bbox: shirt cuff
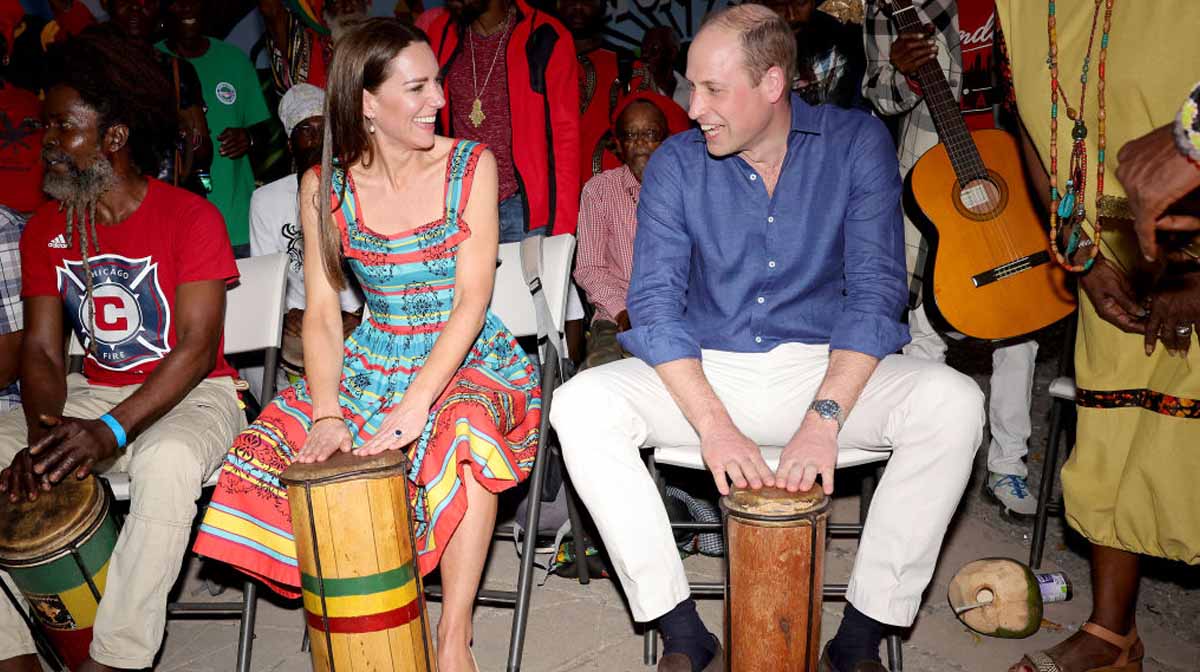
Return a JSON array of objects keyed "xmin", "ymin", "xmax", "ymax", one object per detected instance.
[
  {"xmin": 828, "ymin": 310, "xmax": 910, "ymax": 360},
  {"xmin": 618, "ymin": 322, "xmax": 702, "ymax": 367}
]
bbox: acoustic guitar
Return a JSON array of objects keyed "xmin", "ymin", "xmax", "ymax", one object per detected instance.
[{"xmin": 885, "ymin": 0, "xmax": 1075, "ymax": 341}]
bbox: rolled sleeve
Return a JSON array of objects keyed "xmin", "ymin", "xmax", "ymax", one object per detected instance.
[
  {"xmin": 618, "ymin": 149, "xmax": 701, "ymax": 366},
  {"xmin": 829, "ymin": 118, "xmax": 910, "ymax": 358}
]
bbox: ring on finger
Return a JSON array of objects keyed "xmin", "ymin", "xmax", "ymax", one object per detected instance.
[{"xmin": 1176, "ymin": 325, "xmax": 1193, "ymax": 336}]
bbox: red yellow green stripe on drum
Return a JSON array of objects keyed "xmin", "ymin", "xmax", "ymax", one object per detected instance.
[
  {"xmin": 301, "ymin": 564, "xmax": 421, "ymax": 633},
  {"xmin": 3, "ymin": 514, "xmax": 117, "ymax": 667}
]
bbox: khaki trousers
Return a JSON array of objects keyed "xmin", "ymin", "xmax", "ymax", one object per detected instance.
[
  {"xmin": 550, "ymin": 343, "xmax": 984, "ymax": 626},
  {"xmin": 0, "ymin": 375, "xmax": 243, "ymax": 668}
]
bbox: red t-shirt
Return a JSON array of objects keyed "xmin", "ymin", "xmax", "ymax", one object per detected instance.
[
  {"xmin": 959, "ymin": 0, "xmax": 997, "ymax": 131},
  {"xmin": 20, "ymin": 179, "xmax": 239, "ymax": 386},
  {"xmin": 446, "ymin": 21, "xmax": 519, "ymax": 202},
  {"xmin": 0, "ymin": 83, "xmax": 46, "ymax": 214}
]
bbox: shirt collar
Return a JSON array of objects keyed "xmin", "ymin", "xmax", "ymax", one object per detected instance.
[
  {"xmin": 690, "ymin": 92, "xmax": 821, "ymax": 144},
  {"xmin": 618, "ymin": 164, "xmax": 641, "ymax": 192}
]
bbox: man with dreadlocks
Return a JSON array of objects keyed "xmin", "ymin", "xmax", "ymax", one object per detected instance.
[{"xmin": 0, "ymin": 31, "xmax": 244, "ymax": 672}]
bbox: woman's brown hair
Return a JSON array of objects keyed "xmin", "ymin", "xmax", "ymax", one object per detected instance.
[{"xmin": 316, "ymin": 18, "xmax": 430, "ymax": 290}]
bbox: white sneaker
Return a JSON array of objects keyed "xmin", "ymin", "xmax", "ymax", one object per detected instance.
[{"xmin": 985, "ymin": 472, "xmax": 1037, "ymax": 519}]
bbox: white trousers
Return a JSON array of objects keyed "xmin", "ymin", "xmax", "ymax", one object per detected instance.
[
  {"xmin": 550, "ymin": 343, "xmax": 984, "ymax": 627},
  {"xmin": 0, "ymin": 375, "xmax": 244, "ymax": 668},
  {"xmin": 905, "ymin": 306, "xmax": 1039, "ymax": 477}
]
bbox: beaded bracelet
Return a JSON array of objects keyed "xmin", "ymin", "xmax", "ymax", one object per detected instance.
[{"xmin": 1175, "ymin": 80, "xmax": 1200, "ymax": 169}]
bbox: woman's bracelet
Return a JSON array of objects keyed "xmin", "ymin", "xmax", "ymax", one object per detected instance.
[{"xmin": 311, "ymin": 415, "xmax": 344, "ymax": 428}]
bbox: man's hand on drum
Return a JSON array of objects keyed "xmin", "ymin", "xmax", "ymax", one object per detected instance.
[
  {"xmin": 0, "ymin": 415, "xmax": 118, "ymax": 500},
  {"xmin": 355, "ymin": 402, "xmax": 428, "ymax": 457},
  {"xmin": 776, "ymin": 415, "xmax": 838, "ymax": 496},
  {"xmin": 700, "ymin": 422, "xmax": 775, "ymax": 496},
  {"xmin": 296, "ymin": 418, "xmax": 352, "ymax": 464}
]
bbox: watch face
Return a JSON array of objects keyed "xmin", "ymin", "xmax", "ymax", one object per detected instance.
[{"xmin": 812, "ymin": 399, "xmax": 841, "ymax": 418}]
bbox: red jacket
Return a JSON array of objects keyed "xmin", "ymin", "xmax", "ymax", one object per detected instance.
[{"xmin": 420, "ymin": 0, "xmax": 581, "ymax": 235}]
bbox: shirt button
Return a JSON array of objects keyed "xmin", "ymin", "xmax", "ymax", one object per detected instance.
[
  {"xmin": 754, "ymin": 336, "xmax": 763, "ymax": 344},
  {"xmin": 757, "ymin": 297, "xmax": 765, "ymax": 304},
  {"xmin": 768, "ymin": 260, "xmax": 777, "ymax": 268},
  {"xmin": 767, "ymin": 216, "xmax": 775, "ymax": 223},
  {"xmin": 749, "ymin": 174, "xmax": 757, "ymax": 181}
]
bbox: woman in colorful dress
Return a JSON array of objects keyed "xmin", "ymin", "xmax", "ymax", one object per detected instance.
[
  {"xmin": 192, "ymin": 18, "xmax": 540, "ymax": 672},
  {"xmin": 996, "ymin": 2, "xmax": 1200, "ymax": 671}
]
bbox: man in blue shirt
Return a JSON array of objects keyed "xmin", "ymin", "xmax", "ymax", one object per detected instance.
[{"xmin": 550, "ymin": 6, "xmax": 985, "ymax": 672}]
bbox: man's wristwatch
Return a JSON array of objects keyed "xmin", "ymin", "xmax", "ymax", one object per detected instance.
[{"xmin": 808, "ymin": 399, "xmax": 844, "ymax": 430}]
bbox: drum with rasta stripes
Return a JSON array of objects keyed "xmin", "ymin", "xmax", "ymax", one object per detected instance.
[
  {"xmin": 281, "ymin": 450, "xmax": 435, "ymax": 672},
  {"xmin": 0, "ymin": 474, "xmax": 118, "ymax": 669}
]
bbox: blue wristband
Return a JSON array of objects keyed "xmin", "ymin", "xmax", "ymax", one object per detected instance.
[{"xmin": 98, "ymin": 413, "xmax": 128, "ymax": 449}]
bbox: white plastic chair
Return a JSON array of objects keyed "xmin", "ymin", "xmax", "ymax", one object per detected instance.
[
  {"xmin": 359, "ymin": 235, "xmax": 575, "ymax": 672},
  {"xmin": 68, "ymin": 252, "xmax": 288, "ymax": 672}
]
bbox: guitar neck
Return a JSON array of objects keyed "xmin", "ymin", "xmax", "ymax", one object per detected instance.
[{"xmin": 887, "ymin": 0, "xmax": 989, "ymax": 184}]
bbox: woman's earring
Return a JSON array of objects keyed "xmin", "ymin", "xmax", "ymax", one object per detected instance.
[{"xmin": 367, "ymin": 117, "xmax": 376, "ymax": 134}]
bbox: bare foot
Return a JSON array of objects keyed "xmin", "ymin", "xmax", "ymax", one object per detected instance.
[
  {"xmin": 0, "ymin": 654, "xmax": 42, "ymax": 672},
  {"xmin": 1008, "ymin": 627, "xmax": 1144, "ymax": 672},
  {"xmin": 436, "ymin": 632, "xmax": 478, "ymax": 672}
]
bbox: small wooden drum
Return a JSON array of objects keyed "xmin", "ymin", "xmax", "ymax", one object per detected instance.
[
  {"xmin": 721, "ymin": 486, "xmax": 829, "ymax": 672},
  {"xmin": 0, "ymin": 474, "xmax": 119, "ymax": 669},
  {"xmin": 281, "ymin": 450, "xmax": 435, "ymax": 672}
]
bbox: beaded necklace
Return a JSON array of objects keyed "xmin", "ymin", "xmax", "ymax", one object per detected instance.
[{"xmin": 1047, "ymin": 0, "xmax": 1115, "ymax": 272}]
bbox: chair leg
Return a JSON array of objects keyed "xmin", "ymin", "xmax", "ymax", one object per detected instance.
[
  {"xmin": 886, "ymin": 632, "xmax": 903, "ymax": 671},
  {"xmin": 561, "ymin": 450, "xmax": 592, "ymax": 586},
  {"xmin": 644, "ymin": 627, "xmax": 658, "ymax": 666},
  {"xmin": 235, "ymin": 581, "xmax": 257, "ymax": 672},
  {"xmin": 1030, "ymin": 399, "xmax": 1066, "ymax": 569},
  {"xmin": 507, "ymin": 363, "xmax": 558, "ymax": 672}
]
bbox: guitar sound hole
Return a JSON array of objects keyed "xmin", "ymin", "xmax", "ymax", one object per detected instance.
[{"xmin": 958, "ymin": 177, "xmax": 1003, "ymax": 215}]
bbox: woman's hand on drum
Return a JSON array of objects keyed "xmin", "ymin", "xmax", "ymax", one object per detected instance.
[
  {"xmin": 700, "ymin": 422, "xmax": 775, "ymax": 496},
  {"xmin": 296, "ymin": 417, "xmax": 352, "ymax": 463},
  {"xmin": 1142, "ymin": 271, "xmax": 1200, "ymax": 357},
  {"xmin": 354, "ymin": 403, "xmax": 428, "ymax": 457},
  {"xmin": 776, "ymin": 415, "xmax": 838, "ymax": 496}
]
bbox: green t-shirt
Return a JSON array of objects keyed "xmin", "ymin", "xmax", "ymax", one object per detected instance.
[{"xmin": 157, "ymin": 38, "xmax": 270, "ymax": 247}]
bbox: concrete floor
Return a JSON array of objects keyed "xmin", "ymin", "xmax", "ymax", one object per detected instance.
[{"xmin": 38, "ymin": 325, "xmax": 1200, "ymax": 671}]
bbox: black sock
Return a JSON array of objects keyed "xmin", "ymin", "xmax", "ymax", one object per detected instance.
[
  {"xmin": 658, "ymin": 599, "xmax": 717, "ymax": 671},
  {"xmin": 828, "ymin": 603, "xmax": 885, "ymax": 671}
]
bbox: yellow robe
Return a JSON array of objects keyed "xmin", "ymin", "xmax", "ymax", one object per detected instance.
[{"xmin": 997, "ymin": 0, "xmax": 1200, "ymax": 563}]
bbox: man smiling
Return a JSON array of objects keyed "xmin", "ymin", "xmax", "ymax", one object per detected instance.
[{"xmin": 551, "ymin": 6, "xmax": 984, "ymax": 671}]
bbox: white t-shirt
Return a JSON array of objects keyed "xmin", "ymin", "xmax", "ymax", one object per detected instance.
[{"xmin": 249, "ymin": 175, "xmax": 362, "ymax": 313}]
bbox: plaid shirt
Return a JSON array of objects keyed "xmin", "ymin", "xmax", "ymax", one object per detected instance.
[
  {"xmin": 863, "ymin": 0, "xmax": 963, "ymax": 176},
  {"xmin": 863, "ymin": 0, "xmax": 962, "ymax": 303},
  {"xmin": 0, "ymin": 206, "xmax": 24, "ymax": 412},
  {"xmin": 574, "ymin": 165, "xmax": 640, "ymax": 324}
]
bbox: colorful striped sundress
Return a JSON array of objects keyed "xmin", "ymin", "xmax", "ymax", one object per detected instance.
[{"xmin": 193, "ymin": 140, "xmax": 542, "ymax": 596}]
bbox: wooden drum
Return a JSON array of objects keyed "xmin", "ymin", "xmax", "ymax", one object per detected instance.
[
  {"xmin": 721, "ymin": 486, "xmax": 829, "ymax": 672},
  {"xmin": 0, "ymin": 474, "xmax": 119, "ymax": 669},
  {"xmin": 280, "ymin": 450, "xmax": 436, "ymax": 672}
]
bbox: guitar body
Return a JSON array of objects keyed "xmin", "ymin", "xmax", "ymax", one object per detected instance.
[{"xmin": 905, "ymin": 129, "xmax": 1076, "ymax": 341}]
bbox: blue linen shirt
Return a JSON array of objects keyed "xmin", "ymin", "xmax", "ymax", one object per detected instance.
[{"xmin": 618, "ymin": 94, "xmax": 910, "ymax": 366}]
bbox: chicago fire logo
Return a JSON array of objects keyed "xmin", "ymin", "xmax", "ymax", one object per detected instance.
[{"xmin": 56, "ymin": 255, "xmax": 172, "ymax": 371}]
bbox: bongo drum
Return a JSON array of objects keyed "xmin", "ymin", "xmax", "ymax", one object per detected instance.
[
  {"xmin": 0, "ymin": 474, "xmax": 119, "ymax": 669},
  {"xmin": 721, "ymin": 485, "xmax": 829, "ymax": 672},
  {"xmin": 281, "ymin": 450, "xmax": 436, "ymax": 672}
]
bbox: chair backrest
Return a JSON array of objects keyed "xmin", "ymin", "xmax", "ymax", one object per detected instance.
[
  {"xmin": 490, "ymin": 234, "xmax": 575, "ymax": 339},
  {"xmin": 67, "ymin": 253, "xmax": 290, "ymax": 357}
]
